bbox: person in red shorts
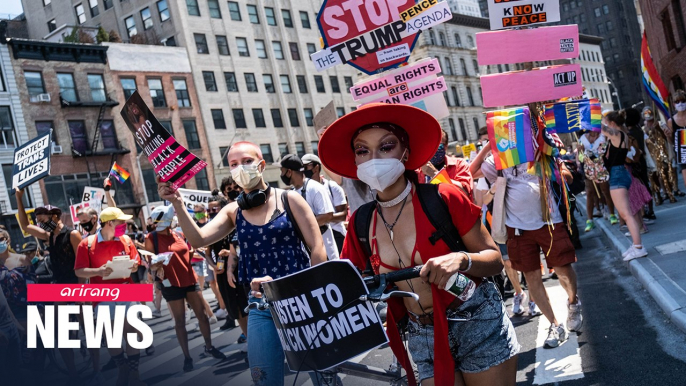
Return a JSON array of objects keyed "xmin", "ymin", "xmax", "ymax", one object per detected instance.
[{"xmin": 74, "ymin": 207, "xmax": 145, "ymax": 386}]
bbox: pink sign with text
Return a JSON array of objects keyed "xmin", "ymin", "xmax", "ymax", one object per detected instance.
[
  {"xmin": 350, "ymin": 58, "xmax": 442, "ymax": 101},
  {"xmin": 476, "ymin": 25, "xmax": 579, "ymax": 65}
]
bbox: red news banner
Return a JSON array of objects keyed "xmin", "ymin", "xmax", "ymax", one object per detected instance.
[
  {"xmin": 120, "ymin": 91, "xmax": 207, "ymax": 190},
  {"xmin": 27, "ymin": 284, "xmax": 154, "ymax": 302}
]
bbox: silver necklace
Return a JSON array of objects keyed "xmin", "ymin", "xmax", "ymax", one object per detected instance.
[{"xmin": 376, "ymin": 181, "xmax": 412, "ymax": 208}]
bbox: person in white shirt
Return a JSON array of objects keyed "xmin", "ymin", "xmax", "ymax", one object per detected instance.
[
  {"xmin": 278, "ymin": 154, "xmax": 340, "ymax": 260},
  {"xmin": 301, "ymin": 154, "xmax": 348, "ymax": 252}
]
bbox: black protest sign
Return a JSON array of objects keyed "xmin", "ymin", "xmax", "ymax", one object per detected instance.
[
  {"xmin": 262, "ymin": 260, "xmax": 388, "ymax": 371},
  {"xmin": 12, "ymin": 130, "xmax": 52, "ymax": 189},
  {"xmin": 120, "ymin": 91, "xmax": 207, "ymax": 190}
]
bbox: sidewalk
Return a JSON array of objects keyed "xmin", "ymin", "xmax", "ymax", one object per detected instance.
[{"xmin": 577, "ymin": 189, "xmax": 686, "ymax": 335}]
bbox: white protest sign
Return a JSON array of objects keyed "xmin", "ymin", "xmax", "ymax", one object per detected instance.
[
  {"xmin": 70, "ymin": 202, "xmax": 90, "ymax": 225},
  {"xmin": 82, "ymin": 186, "xmax": 114, "ymax": 212},
  {"xmin": 486, "ymin": 0, "xmax": 560, "ymax": 30},
  {"xmin": 12, "ymin": 131, "xmax": 52, "ymax": 189},
  {"xmin": 178, "ymin": 188, "xmax": 213, "ymax": 212}
]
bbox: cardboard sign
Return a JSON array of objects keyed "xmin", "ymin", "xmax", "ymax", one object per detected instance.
[
  {"xmin": 676, "ymin": 129, "xmax": 686, "ymax": 164},
  {"xmin": 476, "ymin": 25, "xmax": 579, "ymax": 65},
  {"xmin": 314, "ymin": 0, "xmax": 451, "ymax": 74},
  {"xmin": 120, "ymin": 91, "xmax": 207, "ymax": 190},
  {"xmin": 15, "ymin": 209, "xmax": 35, "ymax": 237},
  {"xmin": 12, "ymin": 130, "xmax": 52, "ymax": 189},
  {"xmin": 486, "ymin": 0, "xmax": 560, "ymax": 30},
  {"xmin": 178, "ymin": 188, "xmax": 213, "ymax": 211},
  {"xmin": 262, "ymin": 260, "xmax": 387, "ymax": 371},
  {"xmin": 351, "ymin": 58, "xmax": 441, "ymax": 101},
  {"xmin": 462, "ymin": 143, "xmax": 477, "ymax": 159},
  {"xmin": 544, "ymin": 99, "xmax": 602, "ymax": 134},
  {"xmin": 313, "ymin": 101, "xmax": 337, "ymax": 130},
  {"xmin": 400, "ymin": 0, "xmax": 439, "ymax": 21},
  {"xmin": 480, "ymin": 64, "xmax": 582, "ymax": 107},
  {"xmin": 69, "ymin": 202, "xmax": 91, "ymax": 225},
  {"xmin": 487, "ymin": 107, "xmax": 535, "ymax": 170}
]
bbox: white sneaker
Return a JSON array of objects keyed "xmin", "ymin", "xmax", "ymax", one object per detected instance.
[
  {"xmin": 151, "ymin": 309, "xmax": 162, "ymax": 318},
  {"xmin": 567, "ymin": 298, "xmax": 583, "ymax": 332},
  {"xmin": 512, "ymin": 292, "xmax": 527, "ymax": 316},
  {"xmin": 209, "ymin": 315, "xmax": 218, "ymax": 324},
  {"xmin": 528, "ymin": 301, "xmax": 542, "ymax": 317},
  {"xmin": 215, "ymin": 309, "xmax": 229, "ymax": 319},
  {"xmin": 185, "ymin": 311, "xmax": 191, "ymax": 325},
  {"xmin": 623, "ymin": 246, "xmax": 648, "ymax": 261},
  {"xmin": 544, "ymin": 323, "xmax": 568, "ymax": 348}
]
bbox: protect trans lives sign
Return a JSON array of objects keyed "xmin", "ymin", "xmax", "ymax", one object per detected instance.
[
  {"xmin": 12, "ymin": 130, "xmax": 52, "ymax": 189},
  {"xmin": 486, "ymin": 0, "xmax": 560, "ymax": 30}
]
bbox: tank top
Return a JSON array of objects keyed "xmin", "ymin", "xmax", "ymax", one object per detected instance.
[
  {"xmin": 48, "ymin": 226, "xmax": 78, "ymax": 284},
  {"xmin": 604, "ymin": 131, "xmax": 629, "ymax": 169},
  {"xmin": 235, "ymin": 208, "xmax": 310, "ymax": 284}
]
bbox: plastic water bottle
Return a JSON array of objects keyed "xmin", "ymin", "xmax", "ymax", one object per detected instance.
[{"xmin": 445, "ymin": 272, "xmax": 476, "ymax": 301}]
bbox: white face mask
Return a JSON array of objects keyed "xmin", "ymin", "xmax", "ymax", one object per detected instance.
[
  {"xmin": 356, "ymin": 157, "xmax": 406, "ymax": 192},
  {"xmin": 231, "ymin": 162, "xmax": 263, "ymax": 189},
  {"xmin": 676, "ymin": 102, "xmax": 686, "ymax": 112}
]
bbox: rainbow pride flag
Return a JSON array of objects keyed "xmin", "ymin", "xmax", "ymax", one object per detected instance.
[
  {"xmin": 544, "ymin": 99, "xmax": 602, "ymax": 133},
  {"xmin": 641, "ymin": 32, "xmax": 670, "ymax": 119},
  {"xmin": 430, "ymin": 169, "xmax": 451, "ymax": 185},
  {"xmin": 487, "ymin": 107, "xmax": 535, "ymax": 170},
  {"xmin": 110, "ymin": 162, "xmax": 130, "ymax": 184}
]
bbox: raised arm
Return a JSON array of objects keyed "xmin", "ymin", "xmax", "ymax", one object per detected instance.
[
  {"xmin": 469, "ymin": 142, "xmax": 491, "ymax": 179},
  {"xmin": 15, "ymin": 188, "xmax": 50, "ymax": 241},
  {"xmin": 104, "ymin": 177, "xmax": 117, "ymax": 207}
]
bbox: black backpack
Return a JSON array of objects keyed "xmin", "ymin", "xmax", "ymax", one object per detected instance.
[
  {"xmin": 354, "ymin": 184, "xmax": 467, "ymax": 274},
  {"xmin": 34, "ymin": 255, "xmax": 55, "ymax": 284}
]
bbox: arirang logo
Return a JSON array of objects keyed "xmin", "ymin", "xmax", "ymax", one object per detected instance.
[{"xmin": 553, "ymin": 71, "xmax": 577, "ymax": 87}]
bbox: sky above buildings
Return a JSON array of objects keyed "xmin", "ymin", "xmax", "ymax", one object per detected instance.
[{"xmin": 2, "ymin": 0, "xmax": 23, "ymax": 17}]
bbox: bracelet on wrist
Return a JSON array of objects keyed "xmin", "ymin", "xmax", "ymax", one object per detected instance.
[{"xmin": 459, "ymin": 252, "xmax": 472, "ymax": 273}]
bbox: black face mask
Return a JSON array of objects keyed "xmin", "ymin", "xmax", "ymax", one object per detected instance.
[
  {"xmin": 227, "ymin": 190, "xmax": 240, "ymax": 201},
  {"xmin": 280, "ymin": 172, "xmax": 292, "ymax": 186},
  {"xmin": 39, "ymin": 220, "xmax": 57, "ymax": 233},
  {"xmin": 303, "ymin": 169, "xmax": 315, "ymax": 179},
  {"xmin": 208, "ymin": 212, "xmax": 218, "ymax": 219},
  {"xmin": 80, "ymin": 220, "xmax": 95, "ymax": 233}
]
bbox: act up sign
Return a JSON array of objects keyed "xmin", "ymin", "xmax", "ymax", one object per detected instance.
[
  {"xmin": 12, "ymin": 130, "xmax": 52, "ymax": 189},
  {"xmin": 486, "ymin": 0, "xmax": 560, "ymax": 30}
]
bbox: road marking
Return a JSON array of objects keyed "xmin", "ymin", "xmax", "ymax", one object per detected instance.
[
  {"xmin": 533, "ymin": 284, "xmax": 584, "ymax": 385},
  {"xmin": 655, "ymin": 239, "xmax": 686, "ymax": 255}
]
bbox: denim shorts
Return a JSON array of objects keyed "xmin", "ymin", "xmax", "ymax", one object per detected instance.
[
  {"xmin": 407, "ymin": 282, "xmax": 520, "ymax": 381},
  {"xmin": 609, "ymin": 165, "xmax": 632, "ymax": 190}
]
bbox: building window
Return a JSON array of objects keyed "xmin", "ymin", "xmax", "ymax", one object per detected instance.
[
  {"xmin": 263, "ymin": 74, "xmax": 275, "ymax": 93},
  {"xmin": 282, "ymin": 9, "xmax": 293, "ymax": 27},
  {"xmin": 444, "ymin": 58, "xmax": 453, "ymax": 75},
  {"xmin": 459, "ymin": 118, "xmax": 467, "ymax": 140},
  {"xmin": 289, "ymin": 42, "xmax": 301, "ymax": 60},
  {"xmin": 278, "ymin": 143, "xmax": 289, "ymax": 156},
  {"xmin": 245, "ymin": 73, "xmax": 258, "ymax": 92},
  {"xmin": 43, "ymin": 172, "xmax": 133, "ymax": 211},
  {"xmin": 0, "ymin": 107, "xmax": 16, "ymax": 148},
  {"xmin": 211, "ymin": 109, "xmax": 226, "ymax": 129},
  {"xmin": 148, "ymin": 78, "xmax": 166, "ymax": 107},
  {"xmin": 194, "ymin": 33, "xmax": 209, "ymax": 54},
  {"xmin": 304, "ymin": 108, "xmax": 314, "ymax": 126},
  {"xmin": 314, "ymin": 75, "xmax": 325, "ymax": 93},
  {"xmin": 228, "ymin": 1, "xmax": 241, "ymax": 20},
  {"xmin": 295, "ymin": 142, "xmax": 305, "ymax": 157},
  {"xmin": 672, "ymin": 0, "xmax": 686, "ymax": 47},
  {"xmin": 25, "ymin": 71, "xmax": 45, "ymax": 96},
  {"xmin": 208, "ymin": 0, "xmax": 221, "ymax": 18},
  {"xmin": 187, "ymin": 0, "xmax": 200, "ymax": 16},
  {"xmin": 260, "ymin": 144, "xmax": 273, "ymax": 162},
  {"xmin": 429, "ymin": 30, "xmax": 436, "ymax": 45},
  {"xmin": 159, "ymin": 121, "xmax": 173, "ymax": 134},
  {"xmin": 225, "ymin": 72, "xmax": 238, "ymax": 92},
  {"xmin": 183, "ymin": 120, "xmax": 201, "ymax": 148},
  {"xmin": 662, "ymin": 10, "xmax": 678, "ymax": 51},
  {"xmin": 606, "ymin": 20, "xmax": 613, "ymax": 31},
  {"xmin": 329, "ymin": 76, "xmax": 341, "ymax": 93},
  {"xmin": 472, "ymin": 118, "xmax": 479, "ymax": 135},
  {"xmin": 88, "ymin": 0, "xmax": 99, "ymax": 17},
  {"xmin": 602, "ymin": 5, "xmax": 609, "ymax": 14},
  {"xmin": 195, "ymin": 169, "xmax": 210, "ymax": 191},
  {"xmin": 247, "ymin": 5, "xmax": 259, "ymax": 23},
  {"xmin": 311, "ymin": 141, "xmax": 318, "ymax": 155},
  {"xmin": 219, "ymin": 146, "xmax": 230, "ymax": 166},
  {"xmin": 232, "ymin": 109, "xmax": 247, "ymax": 128},
  {"xmin": 288, "ymin": 109, "xmax": 300, "ymax": 126},
  {"xmin": 280, "ymin": 75, "xmax": 292, "ymax": 93},
  {"xmin": 336, "ymin": 107, "xmax": 345, "ymax": 117},
  {"xmin": 124, "ymin": 16, "xmax": 137, "ymax": 37},
  {"xmin": 300, "ymin": 11, "xmax": 310, "ymax": 28},
  {"xmin": 265, "ymin": 7, "xmax": 276, "ymax": 25},
  {"xmin": 307, "ymin": 43, "xmax": 316, "ymax": 57},
  {"xmin": 466, "ymin": 86, "xmax": 475, "ymax": 106},
  {"xmin": 451, "ymin": 86, "xmax": 460, "ymax": 106},
  {"xmin": 236, "ymin": 37, "xmax": 249, "ymax": 56},
  {"xmin": 467, "ymin": 35, "xmax": 474, "ymax": 48},
  {"xmin": 141, "ymin": 7, "xmax": 153, "ymax": 29},
  {"xmin": 47, "ymin": 19, "xmax": 57, "ymax": 32},
  {"xmin": 255, "ymin": 40, "xmax": 267, "ymax": 58},
  {"xmin": 253, "ymin": 109, "xmax": 266, "ymax": 127},
  {"xmin": 439, "ymin": 32, "xmax": 446, "ymax": 46},
  {"xmin": 100, "ymin": 120, "xmax": 118, "ymax": 150},
  {"xmin": 75, "ymin": 3, "xmax": 86, "ymax": 24},
  {"xmin": 68, "ymin": 120, "xmax": 89, "ymax": 154},
  {"xmin": 472, "ymin": 59, "xmax": 479, "ymax": 74},
  {"xmin": 216, "ymin": 35, "xmax": 230, "ymax": 55},
  {"xmin": 57, "ymin": 73, "xmax": 78, "ymax": 102},
  {"xmin": 297, "ymin": 75, "xmax": 308, "ymax": 93},
  {"xmin": 157, "ymin": 0, "xmax": 170, "ymax": 21},
  {"xmin": 449, "ymin": 119, "xmax": 457, "ymax": 141},
  {"xmin": 165, "ymin": 37, "xmax": 176, "ymax": 46},
  {"xmin": 88, "ymin": 74, "xmax": 106, "ymax": 102},
  {"xmin": 35, "ymin": 121, "xmax": 54, "ymax": 143},
  {"xmin": 344, "ymin": 76, "xmax": 353, "ymax": 93},
  {"xmin": 273, "ymin": 41, "xmax": 284, "ymax": 59},
  {"xmin": 203, "ymin": 71, "xmax": 217, "ymax": 91},
  {"xmin": 460, "ymin": 59, "xmax": 469, "ymax": 76},
  {"xmin": 172, "ymin": 79, "xmax": 190, "ymax": 107},
  {"xmin": 271, "ymin": 109, "xmax": 283, "ymax": 127}
]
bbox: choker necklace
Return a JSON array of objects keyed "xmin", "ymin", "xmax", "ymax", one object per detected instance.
[{"xmin": 376, "ymin": 181, "xmax": 412, "ymax": 208}]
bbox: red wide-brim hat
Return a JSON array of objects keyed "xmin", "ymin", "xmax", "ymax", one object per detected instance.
[{"xmin": 319, "ymin": 103, "xmax": 442, "ymax": 180}]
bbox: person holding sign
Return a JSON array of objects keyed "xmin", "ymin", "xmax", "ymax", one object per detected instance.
[
  {"xmin": 319, "ymin": 103, "xmax": 518, "ymax": 386},
  {"xmin": 157, "ymin": 141, "xmax": 327, "ymax": 386}
]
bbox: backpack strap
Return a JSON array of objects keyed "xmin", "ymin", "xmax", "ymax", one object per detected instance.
[
  {"xmin": 416, "ymin": 184, "xmax": 466, "ymax": 252},
  {"xmin": 354, "ymin": 201, "xmax": 377, "ymax": 274},
  {"xmin": 151, "ymin": 231, "xmax": 159, "ymax": 255},
  {"xmin": 119, "ymin": 235, "xmax": 132, "ymax": 255},
  {"xmin": 281, "ymin": 191, "xmax": 312, "ymax": 257}
]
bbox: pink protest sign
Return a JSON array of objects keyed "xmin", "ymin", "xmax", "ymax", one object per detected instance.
[
  {"xmin": 476, "ymin": 25, "xmax": 579, "ymax": 65},
  {"xmin": 480, "ymin": 64, "xmax": 582, "ymax": 107},
  {"xmin": 364, "ymin": 76, "xmax": 446, "ymax": 106},
  {"xmin": 350, "ymin": 58, "xmax": 441, "ymax": 101}
]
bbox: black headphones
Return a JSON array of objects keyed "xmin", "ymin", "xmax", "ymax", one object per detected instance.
[{"xmin": 236, "ymin": 186, "xmax": 271, "ymax": 210}]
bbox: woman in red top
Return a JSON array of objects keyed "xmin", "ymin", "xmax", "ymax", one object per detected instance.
[
  {"xmin": 145, "ymin": 205, "xmax": 225, "ymax": 372},
  {"xmin": 319, "ymin": 103, "xmax": 519, "ymax": 386}
]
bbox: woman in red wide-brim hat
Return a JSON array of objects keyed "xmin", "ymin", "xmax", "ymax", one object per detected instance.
[{"xmin": 319, "ymin": 103, "xmax": 519, "ymax": 386}]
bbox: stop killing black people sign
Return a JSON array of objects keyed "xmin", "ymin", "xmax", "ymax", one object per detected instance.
[
  {"xmin": 120, "ymin": 91, "xmax": 207, "ymax": 190},
  {"xmin": 261, "ymin": 260, "xmax": 388, "ymax": 371},
  {"xmin": 12, "ymin": 130, "xmax": 52, "ymax": 189}
]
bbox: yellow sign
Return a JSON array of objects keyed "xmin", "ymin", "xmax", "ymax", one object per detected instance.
[
  {"xmin": 15, "ymin": 208, "xmax": 35, "ymax": 237},
  {"xmin": 400, "ymin": 0, "xmax": 439, "ymax": 22},
  {"xmin": 462, "ymin": 144, "xmax": 477, "ymax": 159}
]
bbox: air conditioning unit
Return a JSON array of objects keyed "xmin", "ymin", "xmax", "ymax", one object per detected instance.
[
  {"xmin": 38, "ymin": 93, "xmax": 51, "ymax": 102},
  {"xmin": 52, "ymin": 144, "xmax": 63, "ymax": 154}
]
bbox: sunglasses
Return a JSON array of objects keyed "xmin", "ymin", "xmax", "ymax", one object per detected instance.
[{"xmin": 208, "ymin": 207, "xmax": 221, "ymax": 213}]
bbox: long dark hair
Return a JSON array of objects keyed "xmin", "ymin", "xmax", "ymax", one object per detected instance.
[{"xmin": 209, "ymin": 189, "xmax": 228, "ymax": 208}]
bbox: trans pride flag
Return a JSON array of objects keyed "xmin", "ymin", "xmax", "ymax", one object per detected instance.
[
  {"xmin": 110, "ymin": 162, "xmax": 130, "ymax": 184},
  {"xmin": 486, "ymin": 107, "xmax": 535, "ymax": 170},
  {"xmin": 544, "ymin": 99, "xmax": 602, "ymax": 133},
  {"xmin": 641, "ymin": 32, "xmax": 670, "ymax": 119}
]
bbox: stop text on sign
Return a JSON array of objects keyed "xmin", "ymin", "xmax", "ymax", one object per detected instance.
[{"xmin": 485, "ymin": 0, "xmax": 560, "ymax": 30}]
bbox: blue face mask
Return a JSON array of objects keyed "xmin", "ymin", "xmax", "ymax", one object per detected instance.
[
  {"xmin": 0, "ymin": 241, "xmax": 8, "ymax": 254},
  {"xmin": 430, "ymin": 144, "xmax": 446, "ymax": 167}
]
